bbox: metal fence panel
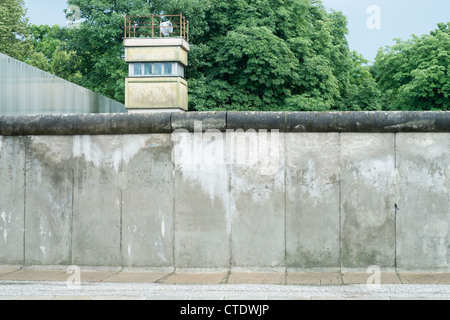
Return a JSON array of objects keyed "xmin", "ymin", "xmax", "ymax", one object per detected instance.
[{"xmin": 0, "ymin": 53, "xmax": 127, "ymax": 114}]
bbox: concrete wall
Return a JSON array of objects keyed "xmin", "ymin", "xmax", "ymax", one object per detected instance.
[{"xmin": 0, "ymin": 112, "xmax": 449, "ymax": 271}]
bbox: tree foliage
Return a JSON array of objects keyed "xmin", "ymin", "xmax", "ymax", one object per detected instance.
[
  {"xmin": 187, "ymin": 0, "xmax": 380, "ymax": 111},
  {"xmin": 26, "ymin": 24, "xmax": 82, "ymax": 83},
  {"xmin": 373, "ymin": 23, "xmax": 450, "ymax": 110},
  {"xmin": 0, "ymin": 0, "xmax": 32, "ymax": 61}
]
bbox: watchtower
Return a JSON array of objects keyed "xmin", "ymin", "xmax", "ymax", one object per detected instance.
[{"xmin": 124, "ymin": 14, "xmax": 189, "ymax": 113}]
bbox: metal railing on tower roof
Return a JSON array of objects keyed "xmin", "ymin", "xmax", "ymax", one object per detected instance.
[{"xmin": 124, "ymin": 14, "xmax": 189, "ymax": 42}]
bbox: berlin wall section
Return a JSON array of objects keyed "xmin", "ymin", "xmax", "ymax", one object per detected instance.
[{"xmin": 0, "ymin": 112, "xmax": 449, "ymax": 271}]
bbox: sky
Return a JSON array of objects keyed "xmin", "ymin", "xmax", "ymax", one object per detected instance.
[{"xmin": 23, "ymin": 0, "xmax": 450, "ymax": 63}]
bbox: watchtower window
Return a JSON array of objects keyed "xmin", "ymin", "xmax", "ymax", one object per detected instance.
[
  {"xmin": 164, "ymin": 63, "xmax": 173, "ymax": 75},
  {"xmin": 129, "ymin": 62, "xmax": 185, "ymax": 78},
  {"xmin": 134, "ymin": 63, "xmax": 143, "ymax": 75},
  {"xmin": 153, "ymin": 63, "xmax": 162, "ymax": 75},
  {"xmin": 144, "ymin": 63, "xmax": 152, "ymax": 75}
]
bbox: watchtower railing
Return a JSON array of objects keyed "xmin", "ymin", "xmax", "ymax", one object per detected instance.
[{"xmin": 124, "ymin": 14, "xmax": 189, "ymax": 42}]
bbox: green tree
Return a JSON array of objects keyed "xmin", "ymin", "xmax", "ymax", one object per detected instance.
[
  {"xmin": 51, "ymin": 47, "xmax": 82, "ymax": 84},
  {"xmin": 27, "ymin": 51, "xmax": 52, "ymax": 71},
  {"xmin": 26, "ymin": 24, "xmax": 82, "ymax": 84},
  {"xmin": 187, "ymin": 0, "xmax": 380, "ymax": 111},
  {"xmin": 337, "ymin": 51, "xmax": 381, "ymax": 111},
  {"xmin": 29, "ymin": 24, "xmax": 69, "ymax": 60},
  {"xmin": 0, "ymin": 0, "xmax": 32, "ymax": 61},
  {"xmin": 373, "ymin": 23, "xmax": 450, "ymax": 111}
]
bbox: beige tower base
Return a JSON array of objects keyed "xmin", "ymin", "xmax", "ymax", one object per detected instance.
[{"xmin": 125, "ymin": 77, "xmax": 188, "ymax": 111}]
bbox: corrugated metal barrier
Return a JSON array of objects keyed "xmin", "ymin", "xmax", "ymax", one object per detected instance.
[{"xmin": 0, "ymin": 52, "xmax": 127, "ymax": 114}]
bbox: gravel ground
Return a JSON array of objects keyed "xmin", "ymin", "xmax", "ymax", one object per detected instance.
[{"xmin": 1, "ymin": 281, "xmax": 450, "ymax": 300}]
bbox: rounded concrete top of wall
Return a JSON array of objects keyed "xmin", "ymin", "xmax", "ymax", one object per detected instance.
[{"xmin": 0, "ymin": 111, "xmax": 449, "ymax": 135}]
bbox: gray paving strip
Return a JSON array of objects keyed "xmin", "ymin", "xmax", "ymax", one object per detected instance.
[{"xmin": 0, "ymin": 281, "xmax": 449, "ymax": 300}]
